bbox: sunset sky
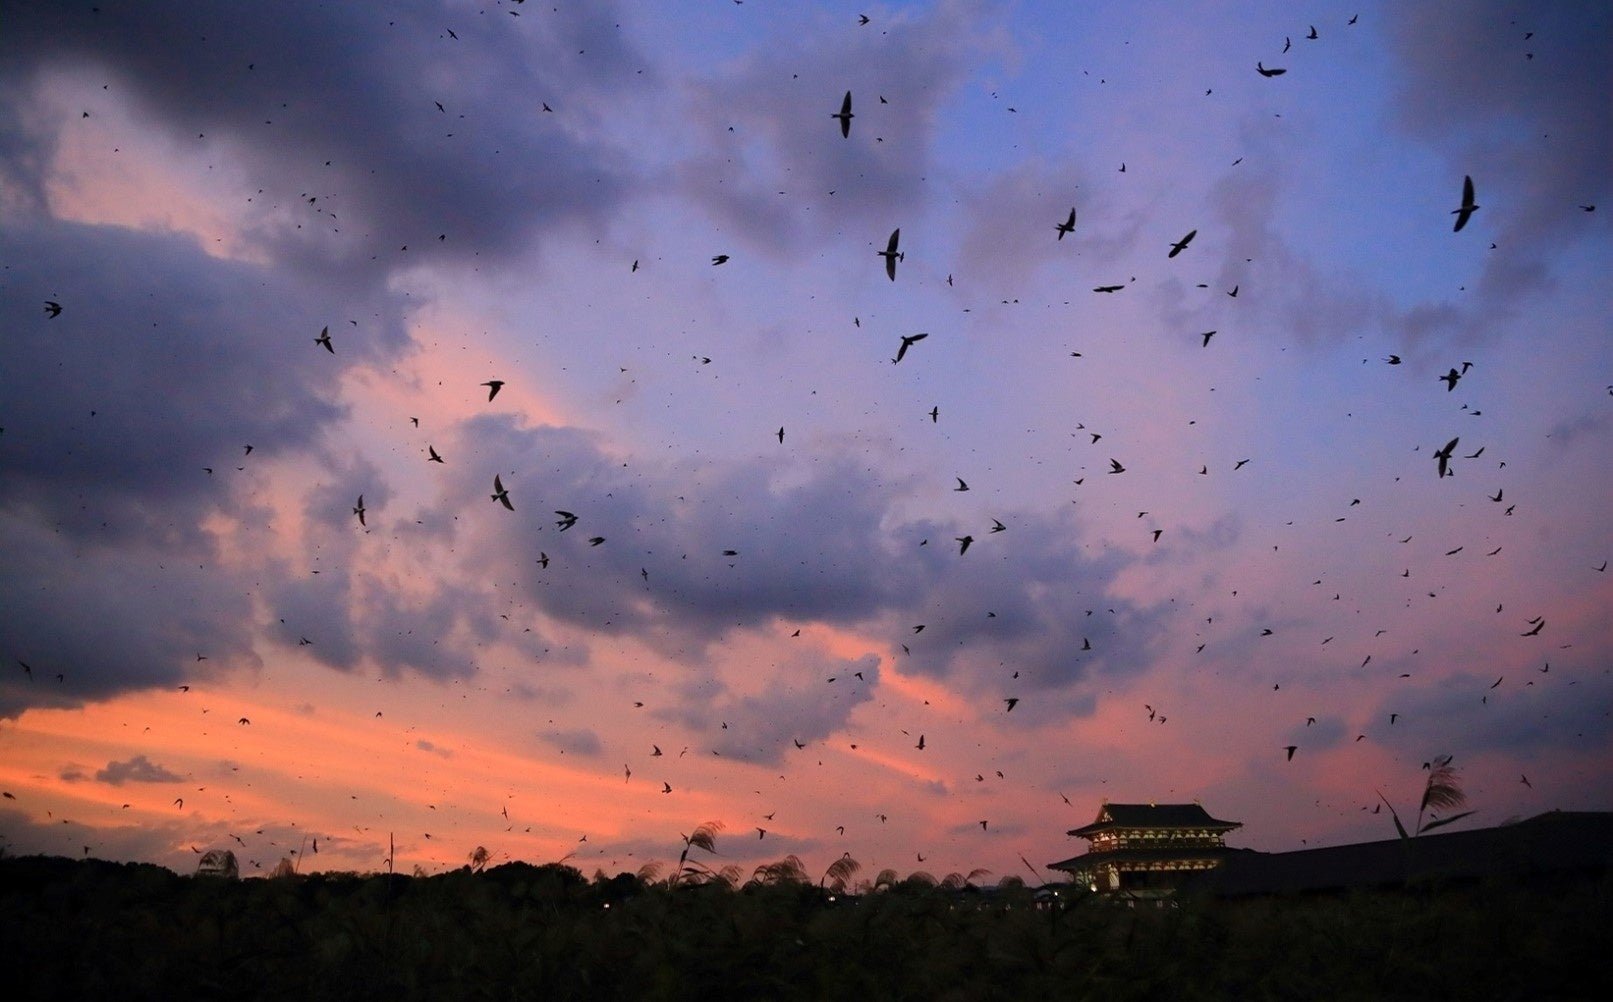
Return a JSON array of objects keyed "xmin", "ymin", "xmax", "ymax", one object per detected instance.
[{"xmin": 2, "ymin": 1, "xmax": 1609, "ymax": 885}]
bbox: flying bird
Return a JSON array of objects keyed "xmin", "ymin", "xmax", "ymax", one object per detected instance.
[
  {"xmin": 44, "ymin": 300, "xmax": 63, "ymax": 318},
  {"xmin": 1108, "ymin": 459, "xmax": 1126, "ymax": 474},
  {"xmin": 1093, "ymin": 284, "xmax": 1124, "ymax": 293},
  {"xmin": 491, "ymin": 475, "xmax": 514, "ymax": 510},
  {"xmin": 1440, "ymin": 367, "xmax": 1463, "ymax": 391},
  {"xmin": 315, "ymin": 326, "xmax": 334, "ymax": 352},
  {"xmin": 711, "ymin": 254, "xmax": 729, "ymax": 265},
  {"xmin": 1005, "ymin": 698, "xmax": 1018, "ymax": 712},
  {"xmin": 1201, "ymin": 331, "xmax": 1216, "ymax": 347},
  {"xmin": 427, "ymin": 446, "xmax": 444, "ymax": 463},
  {"xmin": 1284, "ymin": 745, "xmax": 1297, "ymax": 761},
  {"xmin": 1433, "ymin": 437, "xmax": 1459, "ymax": 478},
  {"xmin": 832, "ymin": 91, "xmax": 853, "ymax": 137},
  {"xmin": 1055, "ymin": 207, "xmax": 1076, "ymax": 240},
  {"xmin": 1452, "ymin": 175, "xmax": 1479, "ymax": 232},
  {"xmin": 893, "ymin": 331, "xmax": 928, "ymax": 363},
  {"xmin": 1167, "ymin": 229, "xmax": 1197, "ymax": 258},
  {"xmin": 1256, "ymin": 62, "xmax": 1287, "ymax": 77},
  {"xmin": 953, "ymin": 477, "xmax": 969, "ymax": 491},
  {"xmin": 878, "ymin": 228, "xmax": 903, "ymax": 281},
  {"xmin": 555, "ymin": 511, "xmax": 578, "ymax": 530},
  {"xmin": 482, "ymin": 380, "xmax": 505, "ymax": 400},
  {"xmin": 353, "ymin": 495, "xmax": 367, "ymax": 526},
  {"xmin": 956, "ymin": 535, "xmax": 974, "ymax": 554}
]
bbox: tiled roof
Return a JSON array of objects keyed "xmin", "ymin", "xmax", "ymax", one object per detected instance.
[{"xmin": 1068, "ymin": 803, "xmax": 1241, "ymax": 837}]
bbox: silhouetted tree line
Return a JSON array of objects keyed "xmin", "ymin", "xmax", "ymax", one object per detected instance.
[{"xmin": 0, "ymin": 853, "xmax": 1607, "ymax": 1001}]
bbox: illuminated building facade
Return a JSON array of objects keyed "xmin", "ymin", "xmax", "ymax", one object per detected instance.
[{"xmin": 1048, "ymin": 802, "xmax": 1242, "ymax": 897}]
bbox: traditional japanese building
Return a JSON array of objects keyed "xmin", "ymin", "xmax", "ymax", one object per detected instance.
[{"xmin": 1048, "ymin": 802, "xmax": 1242, "ymax": 897}]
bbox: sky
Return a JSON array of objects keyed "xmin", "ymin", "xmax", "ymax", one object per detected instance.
[{"xmin": 1, "ymin": 0, "xmax": 1609, "ymax": 885}]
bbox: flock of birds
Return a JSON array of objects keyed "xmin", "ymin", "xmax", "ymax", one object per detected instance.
[{"xmin": 5, "ymin": 7, "xmax": 1606, "ymax": 878}]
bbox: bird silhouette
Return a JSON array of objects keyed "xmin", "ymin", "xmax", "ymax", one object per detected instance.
[
  {"xmin": 44, "ymin": 300, "xmax": 63, "ymax": 318},
  {"xmin": 894, "ymin": 332, "xmax": 928, "ymax": 363},
  {"xmin": 711, "ymin": 254, "xmax": 729, "ymax": 265},
  {"xmin": 482, "ymin": 380, "xmax": 505, "ymax": 400},
  {"xmin": 1433, "ymin": 437, "xmax": 1459, "ymax": 478},
  {"xmin": 555, "ymin": 511, "xmax": 578, "ymax": 530},
  {"xmin": 1256, "ymin": 62, "xmax": 1286, "ymax": 77},
  {"xmin": 956, "ymin": 535, "xmax": 974, "ymax": 554},
  {"xmin": 878, "ymin": 228, "xmax": 903, "ymax": 281},
  {"xmin": 1168, "ymin": 229, "xmax": 1197, "ymax": 257},
  {"xmin": 1452, "ymin": 175, "xmax": 1479, "ymax": 232},
  {"xmin": 953, "ymin": 477, "xmax": 968, "ymax": 491},
  {"xmin": 353, "ymin": 496, "xmax": 367, "ymax": 526},
  {"xmin": 1055, "ymin": 207, "xmax": 1076, "ymax": 240},
  {"xmin": 833, "ymin": 91, "xmax": 853, "ymax": 137},
  {"xmin": 427, "ymin": 445, "xmax": 444, "ymax": 463},
  {"xmin": 315, "ymin": 326, "xmax": 334, "ymax": 353},
  {"xmin": 491, "ymin": 475, "xmax": 514, "ymax": 510}
]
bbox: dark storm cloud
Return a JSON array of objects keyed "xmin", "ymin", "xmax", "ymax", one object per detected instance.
[
  {"xmin": 884, "ymin": 508, "xmax": 1166, "ymax": 703},
  {"xmin": 1388, "ymin": 2, "xmax": 1612, "ymax": 235},
  {"xmin": 0, "ymin": 0, "xmax": 646, "ymax": 272},
  {"xmin": 1384, "ymin": 3, "xmax": 1610, "ymax": 323},
  {"xmin": 658, "ymin": 653, "xmax": 882, "ymax": 766},
  {"xmin": 0, "ymin": 518, "xmax": 260, "ymax": 719},
  {"xmin": 0, "ymin": 221, "xmax": 375, "ymax": 545},
  {"xmin": 0, "ymin": 216, "xmax": 412, "ymax": 717},
  {"xmin": 671, "ymin": 2, "xmax": 1006, "ymax": 253},
  {"xmin": 457, "ymin": 417, "xmax": 914, "ymax": 640},
  {"xmin": 440, "ymin": 414, "xmax": 1155, "ymax": 704},
  {"xmin": 95, "ymin": 754, "xmax": 184, "ymax": 786},
  {"xmin": 266, "ymin": 567, "xmax": 363, "ymax": 672},
  {"xmin": 1371, "ymin": 666, "xmax": 1613, "ymax": 759},
  {"xmin": 364, "ymin": 587, "xmax": 487, "ymax": 681}
]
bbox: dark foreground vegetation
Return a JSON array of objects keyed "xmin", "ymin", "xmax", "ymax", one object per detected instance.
[{"xmin": 2, "ymin": 855, "xmax": 1609, "ymax": 1001}]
